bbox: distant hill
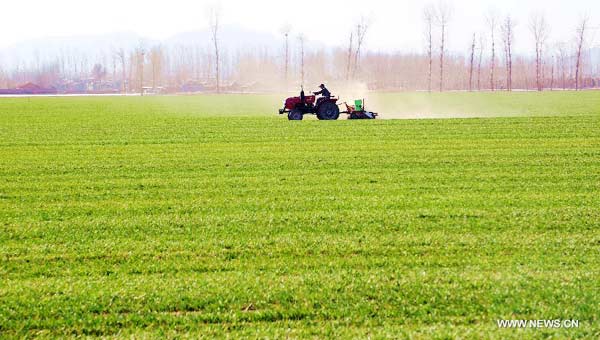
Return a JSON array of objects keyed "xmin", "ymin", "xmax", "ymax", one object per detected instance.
[
  {"xmin": 0, "ymin": 26, "xmax": 290, "ymax": 70},
  {"xmin": 0, "ymin": 32, "xmax": 146, "ymax": 68},
  {"xmin": 166, "ymin": 26, "xmax": 283, "ymax": 51}
]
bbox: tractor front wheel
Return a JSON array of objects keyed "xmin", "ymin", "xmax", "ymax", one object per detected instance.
[
  {"xmin": 288, "ymin": 109, "xmax": 303, "ymax": 121},
  {"xmin": 317, "ymin": 101, "xmax": 340, "ymax": 120}
]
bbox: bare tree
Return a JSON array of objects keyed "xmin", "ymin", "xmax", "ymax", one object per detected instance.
[
  {"xmin": 194, "ymin": 45, "xmax": 202, "ymax": 80},
  {"xmin": 298, "ymin": 34, "xmax": 305, "ymax": 87},
  {"xmin": 550, "ymin": 55, "xmax": 555, "ymax": 90},
  {"xmin": 149, "ymin": 45, "xmax": 163, "ymax": 92},
  {"xmin": 34, "ymin": 50, "xmax": 41, "ymax": 75},
  {"xmin": 575, "ymin": 16, "xmax": 589, "ymax": 91},
  {"xmin": 345, "ymin": 31, "xmax": 354, "ymax": 81},
  {"xmin": 208, "ymin": 6, "xmax": 221, "ymax": 93},
  {"xmin": 469, "ymin": 33, "xmax": 476, "ymax": 91},
  {"xmin": 501, "ymin": 15, "xmax": 515, "ymax": 91},
  {"xmin": 111, "ymin": 54, "xmax": 117, "ymax": 82},
  {"xmin": 478, "ymin": 35, "xmax": 485, "ymax": 91},
  {"xmin": 115, "ymin": 48, "xmax": 127, "ymax": 94},
  {"xmin": 557, "ymin": 43, "xmax": 568, "ymax": 90},
  {"xmin": 135, "ymin": 45, "xmax": 146, "ymax": 96},
  {"xmin": 204, "ymin": 48, "xmax": 212, "ymax": 84},
  {"xmin": 281, "ymin": 24, "xmax": 291, "ymax": 87},
  {"xmin": 435, "ymin": 2, "xmax": 452, "ymax": 92},
  {"xmin": 530, "ymin": 13, "xmax": 549, "ymax": 91},
  {"xmin": 486, "ymin": 12, "xmax": 498, "ymax": 91},
  {"xmin": 352, "ymin": 17, "xmax": 369, "ymax": 78},
  {"xmin": 423, "ymin": 5, "xmax": 435, "ymax": 92},
  {"xmin": 128, "ymin": 52, "xmax": 135, "ymax": 92}
]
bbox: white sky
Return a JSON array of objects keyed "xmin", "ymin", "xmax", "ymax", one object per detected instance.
[{"xmin": 2, "ymin": 0, "xmax": 599, "ymax": 53}]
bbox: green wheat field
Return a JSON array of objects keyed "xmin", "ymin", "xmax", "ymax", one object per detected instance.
[{"xmin": 1, "ymin": 92, "xmax": 599, "ymax": 338}]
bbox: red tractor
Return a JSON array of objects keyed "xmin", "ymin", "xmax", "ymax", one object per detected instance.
[
  {"xmin": 279, "ymin": 89, "xmax": 378, "ymax": 120},
  {"xmin": 278, "ymin": 89, "xmax": 341, "ymax": 120}
]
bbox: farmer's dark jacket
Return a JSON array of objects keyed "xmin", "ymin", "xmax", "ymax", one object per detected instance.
[{"xmin": 314, "ymin": 87, "xmax": 331, "ymax": 98}]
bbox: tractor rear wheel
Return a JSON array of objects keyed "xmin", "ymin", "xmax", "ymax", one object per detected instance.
[
  {"xmin": 288, "ymin": 109, "xmax": 303, "ymax": 120},
  {"xmin": 317, "ymin": 101, "xmax": 340, "ymax": 120}
]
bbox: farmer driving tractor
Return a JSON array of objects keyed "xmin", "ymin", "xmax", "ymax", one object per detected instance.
[{"xmin": 313, "ymin": 84, "xmax": 331, "ymax": 106}]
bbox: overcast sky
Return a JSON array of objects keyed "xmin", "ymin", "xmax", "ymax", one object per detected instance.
[{"xmin": 2, "ymin": 0, "xmax": 599, "ymax": 53}]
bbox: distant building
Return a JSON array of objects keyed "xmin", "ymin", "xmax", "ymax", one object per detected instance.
[{"xmin": 0, "ymin": 82, "xmax": 57, "ymax": 95}]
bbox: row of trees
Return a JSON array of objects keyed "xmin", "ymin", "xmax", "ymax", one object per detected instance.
[
  {"xmin": 0, "ymin": 6, "xmax": 597, "ymax": 93},
  {"xmin": 423, "ymin": 2, "xmax": 595, "ymax": 92}
]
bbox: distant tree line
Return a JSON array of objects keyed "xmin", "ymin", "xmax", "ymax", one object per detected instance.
[{"xmin": 0, "ymin": 4, "xmax": 597, "ymax": 93}]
